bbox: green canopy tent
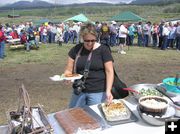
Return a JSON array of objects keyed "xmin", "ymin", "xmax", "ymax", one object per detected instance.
[
  {"xmin": 109, "ymin": 11, "xmax": 146, "ymax": 22},
  {"xmin": 64, "ymin": 13, "xmax": 90, "ymax": 23}
]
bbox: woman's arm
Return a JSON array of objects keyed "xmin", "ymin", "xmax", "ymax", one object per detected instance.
[
  {"xmin": 64, "ymin": 57, "xmax": 74, "ymax": 75},
  {"xmin": 104, "ymin": 61, "xmax": 114, "ymax": 104}
]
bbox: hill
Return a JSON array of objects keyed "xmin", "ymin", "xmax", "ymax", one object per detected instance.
[
  {"xmin": 131, "ymin": 0, "xmax": 179, "ymax": 4},
  {"xmin": 0, "ymin": 0, "xmax": 54, "ymax": 10},
  {"xmin": 1, "ymin": 0, "xmax": 179, "ymax": 10},
  {"xmin": 0, "ymin": 1, "xmax": 179, "ymax": 24}
]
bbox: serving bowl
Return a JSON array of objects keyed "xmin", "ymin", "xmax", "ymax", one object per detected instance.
[
  {"xmin": 162, "ymin": 77, "xmax": 180, "ymax": 94},
  {"xmin": 137, "ymin": 105, "xmax": 175, "ymax": 126},
  {"xmin": 129, "ymin": 84, "xmax": 165, "ymax": 100},
  {"xmin": 138, "ymin": 96, "xmax": 168, "ymax": 116}
]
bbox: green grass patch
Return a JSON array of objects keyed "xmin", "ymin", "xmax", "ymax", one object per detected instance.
[{"xmin": 1, "ymin": 44, "xmax": 179, "ymax": 68}]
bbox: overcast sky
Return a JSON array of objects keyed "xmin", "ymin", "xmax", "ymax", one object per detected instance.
[{"xmin": 0, "ymin": 0, "xmax": 133, "ymax": 5}]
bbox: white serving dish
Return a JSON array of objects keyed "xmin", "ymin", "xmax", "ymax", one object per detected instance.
[{"xmin": 137, "ymin": 106, "xmax": 175, "ymax": 126}]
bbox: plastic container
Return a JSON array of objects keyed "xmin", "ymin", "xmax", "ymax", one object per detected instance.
[{"xmin": 162, "ymin": 77, "xmax": 180, "ymax": 94}]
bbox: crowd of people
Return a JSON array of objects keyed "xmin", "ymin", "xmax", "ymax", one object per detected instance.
[
  {"xmin": 0, "ymin": 22, "xmax": 40, "ymax": 60},
  {"xmin": 95, "ymin": 20, "xmax": 180, "ymax": 54},
  {"xmin": 0, "ymin": 19, "xmax": 180, "ymax": 60}
]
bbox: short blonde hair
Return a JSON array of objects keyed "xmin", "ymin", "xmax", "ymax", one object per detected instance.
[{"xmin": 79, "ymin": 23, "xmax": 97, "ymax": 38}]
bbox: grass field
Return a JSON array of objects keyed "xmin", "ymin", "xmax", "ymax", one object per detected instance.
[
  {"xmin": 0, "ymin": 43, "xmax": 180, "ymax": 125},
  {"xmin": 0, "ymin": 3, "xmax": 180, "ymax": 24}
]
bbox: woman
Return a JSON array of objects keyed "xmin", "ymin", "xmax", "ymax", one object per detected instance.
[{"xmin": 64, "ymin": 23, "xmax": 114, "ymax": 108}]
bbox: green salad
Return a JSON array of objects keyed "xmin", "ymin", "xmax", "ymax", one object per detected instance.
[{"xmin": 139, "ymin": 88, "xmax": 162, "ymax": 96}]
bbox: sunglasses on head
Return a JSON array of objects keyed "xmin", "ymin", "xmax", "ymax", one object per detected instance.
[{"xmin": 84, "ymin": 39, "xmax": 96, "ymax": 43}]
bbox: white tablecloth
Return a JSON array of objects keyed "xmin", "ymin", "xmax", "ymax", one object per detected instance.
[
  {"xmin": 7, "ymin": 38, "xmax": 21, "ymax": 43},
  {"xmin": 47, "ymin": 96, "xmax": 170, "ymax": 134}
]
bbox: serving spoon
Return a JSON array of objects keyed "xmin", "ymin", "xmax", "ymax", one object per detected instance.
[
  {"xmin": 122, "ymin": 88, "xmax": 140, "ymax": 94},
  {"xmin": 175, "ymin": 74, "xmax": 179, "ymax": 86},
  {"xmin": 175, "ymin": 74, "xmax": 180, "ymax": 90},
  {"xmin": 155, "ymin": 87, "xmax": 180, "ymax": 107}
]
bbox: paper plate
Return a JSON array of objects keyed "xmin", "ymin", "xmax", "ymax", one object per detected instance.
[
  {"xmin": 49, "ymin": 75, "xmax": 64, "ymax": 81},
  {"xmin": 49, "ymin": 74, "xmax": 83, "ymax": 82},
  {"xmin": 63, "ymin": 74, "xmax": 83, "ymax": 81}
]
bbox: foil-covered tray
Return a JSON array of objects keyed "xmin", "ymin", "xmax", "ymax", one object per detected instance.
[{"xmin": 98, "ymin": 100, "xmax": 138, "ymax": 126}]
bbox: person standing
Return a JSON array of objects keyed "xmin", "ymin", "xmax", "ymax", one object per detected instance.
[
  {"xmin": 143, "ymin": 21, "xmax": 151, "ymax": 47},
  {"xmin": 161, "ymin": 23, "xmax": 170, "ymax": 50},
  {"xmin": 158, "ymin": 20, "xmax": 165, "ymax": 48},
  {"xmin": 137, "ymin": 22, "xmax": 144, "ymax": 47},
  {"xmin": 118, "ymin": 23, "xmax": 128, "ymax": 54},
  {"xmin": 167, "ymin": 22, "xmax": 176, "ymax": 48},
  {"xmin": 175, "ymin": 22, "xmax": 180, "ymax": 51},
  {"xmin": 110, "ymin": 21, "xmax": 118, "ymax": 47},
  {"xmin": 100, "ymin": 22, "xmax": 110, "ymax": 46},
  {"xmin": 64, "ymin": 23, "xmax": 114, "ymax": 108},
  {"xmin": 151, "ymin": 23, "xmax": 159, "ymax": 47},
  {"xmin": 128, "ymin": 23, "xmax": 136, "ymax": 46},
  {"xmin": 0, "ymin": 25, "xmax": 6, "ymax": 59}
]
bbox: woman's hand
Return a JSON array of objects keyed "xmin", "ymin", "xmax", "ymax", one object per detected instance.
[{"xmin": 106, "ymin": 91, "xmax": 113, "ymax": 105}]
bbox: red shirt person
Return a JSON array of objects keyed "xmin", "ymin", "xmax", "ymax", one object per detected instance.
[{"xmin": 10, "ymin": 30, "xmax": 19, "ymax": 39}]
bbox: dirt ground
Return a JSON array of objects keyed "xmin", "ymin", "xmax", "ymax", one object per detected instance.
[{"xmin": 0, "ymin": 48, "xmax": 180, "ymax": 125}]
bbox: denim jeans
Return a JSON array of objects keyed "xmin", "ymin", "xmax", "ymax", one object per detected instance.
[
  {"xmin": 42, "ymin": 35, "xmax": 47, "ymax": 43},
  {"xmin": 144, "ymin": 34, "xmax": 149, "ymax": 47},
  {"xmin": 69, "ymin": 91, "xmax": 106, "ymax": 108},
  {"xmin": 129, "ymin": 35, "xmax": 134, "ymax": 46},
  {"xmin": 50, "ymin": 32, "xmax": 56, "ymax": 43},
  {"xmin": 137, "ymin": 33, "xmax": 143, "ymax": 47},
  {"xmin": 176, "ymin": 36, "xmax": 180, "ymax": 50},
  {"xmin": 161, "ymin": 36, "xmax": 168, "ymax": 50},
  {"xmin": 110, "ymin": 34, "xmax": 116, "ymax": 46},
  {"xmin": 0, "ymin": 41, "xmax": 5, "ymax": 58},
  {"xmin": 63, "ymin": 31, "xmax": 70, "ymax": 44},
  {"xmin": 152, "ymin": 33, "xmax": 158, "ymax": 47}
]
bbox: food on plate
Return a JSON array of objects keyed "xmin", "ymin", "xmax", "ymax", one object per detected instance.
[
  {"xmin": 55, "ymin": 108, "xmax": 100, "ymax": 134},
  {"xmin": 139, "ymin": 88, "xmax": 162, "ymax": 97},
  {"xmin": 101, "ymin": 100, "xmax": 131, "ymax": 121},
  {"xmin": 64, "ymin": 73, "xmax": 80, "ymax": 77},
  {"xmin": 139, "ymin": 96, "xmax": 168, "ymax": 116}
]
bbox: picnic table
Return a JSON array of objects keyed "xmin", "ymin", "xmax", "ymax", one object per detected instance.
[
  {"xmin": 6, "ymin": 38, "xmax": 25, "ymax": 49},
  {"xmin": 6, "ymin": 38, "xmax": 21, "ymax": 44}
]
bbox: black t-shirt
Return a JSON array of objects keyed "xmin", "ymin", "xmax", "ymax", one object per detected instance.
[
  {"xmin": 28, "ymin": 33, "xmax": 35, "ymax": 41},
  {"xmin": 68, "ymin": 44, "xmax": 113, "ymax": 93}
]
